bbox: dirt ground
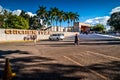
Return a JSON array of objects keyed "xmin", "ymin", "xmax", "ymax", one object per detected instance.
[{"xmin": 0, "ymin": 40, "xmax": 120, "ymax": 80}]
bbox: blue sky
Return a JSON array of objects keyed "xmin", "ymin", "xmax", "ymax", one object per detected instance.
[{"xmin": 0, "ymin": 0, "xmax": 120, "ymax": 28}]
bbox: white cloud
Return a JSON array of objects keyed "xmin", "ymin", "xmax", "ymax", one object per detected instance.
[
  {"xmin": 12, "ymin": 10, "xmax": 36, "ymax": 17},
  {"xmin": 110, "ymin": 6, "xmax": 120, "ymax": 14},
  {"xmin": 85, "ymin": 16, "xmax": 110, "ymax": 30},
  {"xmin": 0, "ymin": 5, "xmax": 12, "ymax": 14},
  {"xmin": 0, "ymin": 5, "xmax": 36, "ymax": 17},
  {"xmin": 85, "ymin": 16, "xmax": 110, "ymax": 25},
  {"xmin": 84, "ymin": 6, "xmax": 120, "ymax": 30},
  {"xmin": 26, "ymin": 12, "xmax": 36, "ymax": 17},
  {"xmin": 12, "ymin": 9, "xmax": 22, "ymax": 16},
  {"xmin": 0, "ymin": 5, "xmax": 3, "ymax": 13}
]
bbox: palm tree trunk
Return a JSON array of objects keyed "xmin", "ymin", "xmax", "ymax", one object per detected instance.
[
  {"xmin": 68, "ymin": 22, "xmax": 70, "ymax": 32},
  {"xmin": 60, "ymin": 22, "xmax": 62, "ymax": 32},
  {"xmin": 56, "ymin": 20, "xmax": 58, "ymax": 31}
]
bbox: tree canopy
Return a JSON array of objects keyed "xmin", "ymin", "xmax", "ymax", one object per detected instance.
[
  {"xmin": 107, "ymin": 12, "xmax": 120, "ymax": 31},
  {"xmin": 1, "ymin": 15, "xmax": 29, "ymax": 29},
  {"xmin": 0, "ymin": 10, "xmax": 29, "ymax": 29},
  {"xmin": 92, "ymin": 24, "xmax": 105, "ymax": 32},
  {"xmin": 0, "ymin": 6, "xmax": 80, "ymax": 30},
  {"xmin": 36, "ymin": 6, "xmax": 79, "ymax": 29}
]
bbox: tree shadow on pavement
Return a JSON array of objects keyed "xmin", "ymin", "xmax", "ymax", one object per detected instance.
[
  {"xmin": 0, "ymin": 50, "xmax": 84, "ymax": 80},
  {"xmin": 0, "ymin": 50, "xmax": 30, "ymax": 58},
  {"xmin": 39, "ymin": 43, "xmax": 74, "ymax": 47},
  {"xmin": 0, "ymin": 50, "xmax": 120, "ymax": 80},
  {"xmin": 86, "ymin": 61, "xmax": 120, "ymax": 80},
  {"xmin": 11, "ymin": 59, "xmax": 120, "ymax": 80},
  {"xmin": 0, "ymin": 56, "xmax": 85, "ymax": 80}
]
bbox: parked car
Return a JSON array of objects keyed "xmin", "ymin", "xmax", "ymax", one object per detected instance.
[{"xmin": 49, "ymin": 33, "xmax": 64, "ymax": 40}]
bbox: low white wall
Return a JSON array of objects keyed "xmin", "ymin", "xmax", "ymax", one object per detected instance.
[
  {"xmin": 0, "ymin": 29, "xmax": 77, "ymax": 42},
  {"xmin": 0, "ymin": 29, "xmax": 50, "ymax": 42}
]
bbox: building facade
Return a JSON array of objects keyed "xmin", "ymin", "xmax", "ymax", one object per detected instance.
[{"xmin": 74, "ymin": 22, "xmax": 91, "ymax": 33}]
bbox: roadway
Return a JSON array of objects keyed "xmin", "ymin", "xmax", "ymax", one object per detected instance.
[{"xmin": 0, "ymin": 33, "xmax": 120, "ymax": 80}]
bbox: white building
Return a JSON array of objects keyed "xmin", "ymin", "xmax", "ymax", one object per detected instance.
[{"xmin": 74, "ymin": 22, "xmax": 91, "ymax": 32}]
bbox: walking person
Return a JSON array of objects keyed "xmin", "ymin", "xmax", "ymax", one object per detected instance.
[
  {"xmin": 74, "ymin": 33, "xmax": 79, "ymax": 46},
  {"xmin": 33, "ymin": 34, "xmax": 37, "ymax": 45}
]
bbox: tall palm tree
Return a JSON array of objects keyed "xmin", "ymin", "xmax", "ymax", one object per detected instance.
[
  {"xmin": 20, "ymin": 10, "xmax": 26, "ymax": 17},
  {"xmin": 58, "ymin": 10, "xmax": 64, "ymax": 31},
  {"xmin": 63, "ymin": 12, "xmax": 79, "ymax": 31},
  {"xmin": 69, "ymin": 12, "xmax": 74, "ymax": 27},
  {"xmin": 50, "ymin": 7, "xmax": 59, "ymax": 27},
  {"xmin": 64, "ymin": 12, "xmax": 72, "ymax": 29},
  {"xmin": 29, "ymin": 16, "xmax": 40, "ymax": 29},
  {"xmin": 36, "ymin": 6, "xmax": 48, "ymax": 27},
  {"xmin": 49, "ymin": 7, "xmax": 60, "ymax": 31},
  {"xmin": 48, "ymin": 10, "xmax": 54, "ymax": 27},
  {"xmin": 70, "ymin": 12, "xmax": 79, "ymax": 27}
]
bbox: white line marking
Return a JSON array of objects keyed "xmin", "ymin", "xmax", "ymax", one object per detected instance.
[
  {"xmin": 63, "ymin": 56, "xmax": 109, "ymax": 80},
  {"xmin": 86, "ymin": 51, "xmax": 120, "ymax": 61},
  {"xmin": 96, "ymin": 34, "xmax": 120, "ymax": 39}
]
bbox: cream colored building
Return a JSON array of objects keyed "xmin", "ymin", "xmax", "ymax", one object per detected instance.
[
  {"xmin": 49, "ymin": 26, "xmax": 66, "ymax": 32},
  {"xmin": 74, "ymin": 22, "xmax": 91, "ymax": 32}
]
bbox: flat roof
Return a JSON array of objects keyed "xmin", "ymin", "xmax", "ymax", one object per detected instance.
[{"xmin": 79, "ymin": 22, "xmax": 91, "ymax": 27}]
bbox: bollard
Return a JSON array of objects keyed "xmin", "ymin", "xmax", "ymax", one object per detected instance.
[{"xmin": 2, "ymin": 58, "xmax": 16, "ymax": 80}]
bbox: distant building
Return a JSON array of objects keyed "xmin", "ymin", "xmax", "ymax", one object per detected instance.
[
  {"xmin": 48, "ymin": 26, "xmax": 65, "ymax": 32},
  {"xmin": 43, "ymin": 22, "xmax": 91, "ymax": 32},
  {"xmin": 74, "ymin": 22, "xmax": 91, "ymax": 33}
]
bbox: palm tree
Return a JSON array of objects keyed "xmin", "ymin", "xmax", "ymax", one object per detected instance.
[
  {"xmin": 48, "ymin": 10, "xmax": 54, "ymax": 27},
  {"xmin": 64, "ymin": 12, "xmax": 72, "ymax": 30},
  {"xmin": 20, "ymin": 10, "xmax": 26, "ymax": 17},
  {"xmin": 69, "ymin": 12, "xmax": 74, "ymax": 27},
  {"xmin": 36, "ymin": 6, "xmax": 48, "ymax": 27},
  {"xmin": 36, "ymin": 6, "xmax": 80, "ymax": 32},
  {"xmin": 49, "ymin": 7, "xmax": 60, "ymax": 31},
  {"xmin": 29, "ymin": 16, "xmax": 40, "ymax": 29},
  {"xmin": 70, "ymin": 12, "xmax": 79, "ymax": 27},
  {"xmin": 58, "ymin": 10, "xmax": 64, "ymax": 31},
  {"xmin": 63, "ymin": 12, "xmax": 79, "ymax": 31},
  {"xmin": 50, "ymin": 7, "xmax": 59, "ymax": 27}
]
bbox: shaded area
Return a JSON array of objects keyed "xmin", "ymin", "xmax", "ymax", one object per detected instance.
[
  {"xmin": 0, "ymin": 50, "xmax": 83, "ymax": 80},
  {"xmin": 39, "ymin": 41, "xmax": 120, "ymax": 47},
  {"xmin": 39, "ymin": 43, "xmax": 74, "ymax": 47},
  {"xmin": 80, "ymin": 38, "xmax": 120, "ymax": 41},
  {"xmin": 38, "ymin": 39, "xmax": 120, "ymax": 47},
  {"xmin": 87, "ymin": 61, "xmax": 120, "ymax": 80},
  {"xmin": 0, "ymin": 50, "xmax": 30, "ymax": 58},
  {"xmin": 7, "ymin": 58, "xmax": 120, "ymax": 80},
  {"xmin": 0, "ymin": 50, "xmax": 120, "ymax": 80},
  {"xmin": 13, "ymin": 62, "xmax": 85, "ymax": 80},
  {"xmin": 79, "ymin": 41, "xmax": 120, "ymax": 45}
]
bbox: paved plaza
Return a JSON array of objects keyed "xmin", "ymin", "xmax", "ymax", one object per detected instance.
[{"xmin": 0, "ymin": 34, "xmax": 120, "ymax": 80}]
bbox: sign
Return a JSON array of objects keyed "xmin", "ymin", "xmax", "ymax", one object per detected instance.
[{"xmin": 5, "ymin": 29, "xmax": 37, "ymax": 34}]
